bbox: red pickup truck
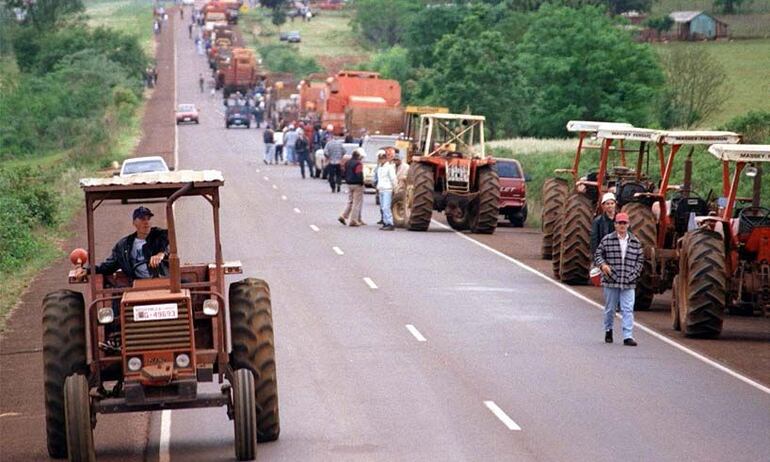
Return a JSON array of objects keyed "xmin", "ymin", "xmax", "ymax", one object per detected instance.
[{"xmin": 495, "ymin": 158, "xmax": 528, "ymax": 227}]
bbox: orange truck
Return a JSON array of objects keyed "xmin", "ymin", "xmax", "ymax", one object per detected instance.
[
  {"xmin": 216, "ymin": 48, "xmax": 263, "ymax": 97},
  {"xmin": 298, "ymin": 80, "xmax": 327, "ymax": 125},
  {"xmin": 202, "ymin": 1, "xmax": 241, "ymax": 25},
  {"xmin": 321, "ymin": 70, "xmax": 401, "ymax": 135}
]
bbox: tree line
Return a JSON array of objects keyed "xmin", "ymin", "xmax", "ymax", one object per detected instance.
[{"xmin": 351, "ymin": 1, "xmax": 741, "ymax": 138}]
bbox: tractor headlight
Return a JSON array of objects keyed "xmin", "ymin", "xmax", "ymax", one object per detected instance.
[
  {"xmin": 127, "ymin": 357, "xmax": 142, "ymax": 372},
  {"xmin": 745, "ymin": 166, "xmax": 758, "ymax": 178},
  {"xmin": 97, "ymin": 307, "xmax": 114, "ymax": 324},
  {"xmin": 203, "ymin": 299, "xmax": 219, "ymax": 316},
  {"xmin": 175, "ymin": 353, "xmax": 191, "ymax": 368}
]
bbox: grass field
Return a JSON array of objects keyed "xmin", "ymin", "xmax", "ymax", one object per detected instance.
[
  {"xmin": 84, "ymin": 0, "xmax": 155, "ymax": 55},
  {"xmin": 653, "ymin": 39, "xmax": 770, "ymax": 127}
]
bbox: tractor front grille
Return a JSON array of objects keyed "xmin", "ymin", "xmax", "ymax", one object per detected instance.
[
  {"xmin": 123, "ymin": 303, "xmax": 192, "ymax": 353},
  {"xmin": 446, "ymin": 161, "xmax": 471, "ymax": 193}
]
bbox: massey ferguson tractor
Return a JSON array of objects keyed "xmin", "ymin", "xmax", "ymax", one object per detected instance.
[
  {"xmin": 541, "ymin": 121, "xmax": 633, "ymax": 260},
  {"xmin": 548, "ymin": 123, "xmax": 659, "ymax": 292},
  {"xmin": 621, "ymin": 131, "xmax": 741, "ymax": 310},
  {"xmin": 672, "ymin": 144, "xmax": 770, "ymax": 338},
  {"xmin": 399, "ymin": 113, "xmax": 499, "ymax": 234},
  {"xmin": 42, "ymin": 171, "xmax": 279, "ymax": 461}
]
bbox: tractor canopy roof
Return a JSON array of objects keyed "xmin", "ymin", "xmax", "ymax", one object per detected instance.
[
  {"xmin": 566, "ymin": 120, "xmax": 633, "ymax": 133},
  {"xmin": 596, "ymin": 126, "xmax": 658, "ymax": 142},
  {"xmin": 707, "ymin": 144, "xmax": 770, "ymax": 162},
  {"xmin": 80, "ymin": 170, "xmax": 224, "ymax": 200},
  {"xmin": 654, "ymin": 130, "xmax": 741, "ymax": 145},
  {"xmin": 421, "ymin": 113, "xmax": 485, "ymax": 122}
]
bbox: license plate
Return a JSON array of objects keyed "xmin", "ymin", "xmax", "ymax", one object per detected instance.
[
  {"xmin": 184, "ymin": 117, "xmax": 191, "ymax": 121},
  {"xmin": 133, "ymin": 303, "xmax": 178, "ymax": 322}
]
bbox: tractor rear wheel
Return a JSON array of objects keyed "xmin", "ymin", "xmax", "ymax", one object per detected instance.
[
  {"xmin": 392, "ymin": 190, "xmax": 406, "ymax": 228},
  {"xmin": 470, "ymin": 166, "xmax": 500, "ymax": 234},
  {"xmin": 406, "ymin": 163, "xmax": 434, "ymax": 231},
  {"xmin": 232, "ymin": 369, "xmax": 257, "ymax": 461},
  {"xmin": 43, "ymin": 290, "xmax": 87, "ymax": 459},
  {"xmin": 623, "ymin": 202, "xmax": 657, "ymax": 311},
  {"xmin": 671, "ymin": 276, "xmax": 681, "ymax": 331},
  {"xmin": 541, "ymin": 178, "xmax": 569, "ymax": 259},
  {"xmin": 679, "ymin": 229, "xmax": 726, "ymax": 338},
  {"xmin": 559, "ymin": 193, "xmax": 593, "ymax": 284},
  {"xmin": 229, "ymin": 278, "xmax": 280, "ymax": 442},
  {"xmin": 64, "ymin": 374, "xmax": 95, "ymax": 462}
]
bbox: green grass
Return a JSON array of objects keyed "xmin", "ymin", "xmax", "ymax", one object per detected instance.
[
  {"xmin": 84, "ymin": 0, "xmax": 155, "ymax": 55},
  {"xmin": 651, "ymin": 0, "xmax": 770, "ymax": 15},
  {"xmin": 654, "ymin": 39, "xmax": 770, "ymax": 127},
  {"xmin": 491, "ymin": 142, "xmax": 769, "ymax": 229}
]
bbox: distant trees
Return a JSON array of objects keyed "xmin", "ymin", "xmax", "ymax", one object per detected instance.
[
  {"xmin": 713, "ymin": 0, "xmax": 746, "ymax": 14},
  {"xmin": 645, "ymin": 15, "xmax": 673, "ymax": 40},
  {"xmin": 516, "ymin": 5, "xmax": 663, "ymax": 136},
  {"xmin": 658, "ymin": 46, "xmax": 730, "ymax": 128},
  {"xmin": 5, "ymin": 0, "xmax": 83, "ymax": 28},
  {"xmin": 350, "ymin": 0, "xmax": 420, "ymax": 48}
]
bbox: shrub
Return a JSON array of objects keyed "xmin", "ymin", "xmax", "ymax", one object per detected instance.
[{"xmin": 721, "ymin": 111, "xmax": 770, "ymax": 144}]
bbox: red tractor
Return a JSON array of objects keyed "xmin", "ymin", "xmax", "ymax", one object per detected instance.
[
  {"xmin": 42, "ymin": 171, "xmax": 279, "ymax": 461},
  {"xmin": 672, "ymin": 144, "xmax": 770, "ymax": 337},
  {"xmin": 621, "ymin": 131, "xmax": 741, "ymax": 310},
  {"xmin": 401, "ymin": 113, "xmax": 499, "ymax": 234}
]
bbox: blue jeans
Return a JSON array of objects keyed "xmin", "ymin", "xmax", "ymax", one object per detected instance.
[
  {"xmin": 264, "ymin": 143, "xmax": 274, "ymax": 163},
  {"xmin": 379, "ymin": 190, "xmax": 393, "ymax": 226},
  {"xmin": 603, "ymin": 287, "xmax": 635, "ymax": 339},
  {"xmin": 284, "ymin": 145, "xmax": 295, "ymax": 163}
]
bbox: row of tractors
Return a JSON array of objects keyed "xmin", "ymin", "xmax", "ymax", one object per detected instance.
[{"xmin": 541, "ymin": 121, "xmax": 769, "ymax": 338}]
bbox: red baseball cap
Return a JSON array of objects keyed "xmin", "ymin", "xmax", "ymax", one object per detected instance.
[{"xmin": 615, "ymin": 212, "xmax": 629, "ymax": 223}]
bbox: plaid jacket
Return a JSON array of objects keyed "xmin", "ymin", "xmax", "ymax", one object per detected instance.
[{"xmin": 594, "ymin": 231, "xmax": 644, "ymax": 289}]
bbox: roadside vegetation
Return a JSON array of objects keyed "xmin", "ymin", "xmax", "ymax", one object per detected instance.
[{"xmin": 0, "ymin": 0, "xmax": 150, "ymax": 329}]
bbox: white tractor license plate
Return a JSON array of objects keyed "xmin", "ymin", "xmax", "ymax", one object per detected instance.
[
  {"xmin": 133, "ymin": 303, "xmax": 178, "ymax": 321},
  {"xmin": 184, "ymin": 117, "xmax": 191, "ymax": 121}
]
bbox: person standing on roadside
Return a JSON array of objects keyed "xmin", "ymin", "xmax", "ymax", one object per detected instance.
[
  {"xmin": 339, "ymin": 150, "xmax": 365, "ymax": 226},
  {"xmin": 591, "ymin": 192, "xmax": 617, "ymax": 254},
  {"xmin": 199, "ymin": 73, "xmax": 205, "ymax": 93},
  {"xmin": 594, "ymin": 212, "xmax": 644, "ymax": 346},
  {"xmin": 284, "ymin": 125, "xmax": 298, "ymax": 164},
  {"xmin": 374, "ymin": 150, "xmax": 397, "ymax": 231},
  {"xmin": 295, "ymin": 129, "xmax": 313, "ymax": 178},
  {"xmin": 263, "ymin": 125, "xmax": 275, "ymax": 165},
  {"xmin": 324, "ymin": 134, "xmax": 345, "ymax": 193}
]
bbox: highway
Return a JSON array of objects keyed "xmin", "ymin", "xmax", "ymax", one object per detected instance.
[{"xmin": 160, "ymin": 14, "xmax": 770, "ymax": 461}]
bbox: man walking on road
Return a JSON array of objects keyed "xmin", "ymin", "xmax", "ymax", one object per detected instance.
[
  {"xmin": 324, "ymin": 134, "xmax": 345, "ymax": 193},
  {"xmin": 339, "ymin": 150, "xmax": 365, "ymax": 226},
  {"xmin": 594, "ymin": 212, "xmax": 644, "ymax": 346},
  {"xmin": 375, "ymin": 151, "xmax": 397, "ymax": 231},
  {"xmin": 295, "ymin": 129, "xmax": 313, "ymax": 178},
  {"xmin": 263, "ymin": 125, "xmax": 275, "ymax": 165},
  {"xmin": 283, "ymin": 125, "xmax": 298, "ymax": 164}
]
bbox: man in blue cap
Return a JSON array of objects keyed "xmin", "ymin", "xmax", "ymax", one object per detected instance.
[{"xmin": 74, "ymin": 206, "xmax": 169, "ymax": 280}]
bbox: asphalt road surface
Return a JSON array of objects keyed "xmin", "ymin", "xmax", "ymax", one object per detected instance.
[
  {"xmin": 160, "ymin": 13, "xmax": 770, "ymax": 462},
  {"xmin": 1, "ymin": 5, "xmax": 768, "ymax": 462}
]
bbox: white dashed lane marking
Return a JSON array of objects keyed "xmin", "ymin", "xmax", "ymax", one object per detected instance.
[
  {"xmin": 405, "ymin": 324, "xmax": 427, "ymax": 342},
  {"xmin": 272, "ymin": 184, "xmax": 278, "ymax": 190},
  {"xmin": 484, "ymin": 401, "xmax": 522, "ymax": 431},
  {"xmin": 281, "ymin": 195, "xmax": 287, "ymax": 201},
  {"xmin": 363, "ymin": 277, "xmax": 378, "ymax": 289},
  {"xmin": 293, "ymin": 208, "xmax": 301, "ymax": 214},
  {"xmin": 310, "ymin": 225, "xmax": 320, "ymax": 232},
  {"xmin": 263, "ymin": 176, "xmax": 269, "ymax": 181},
  {"xmin": 332, "ymin": 246, "xmax": 344, "ymax": 255}
]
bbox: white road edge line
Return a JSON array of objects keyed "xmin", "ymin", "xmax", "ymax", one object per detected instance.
[
  {"xmin": 172, "ymin": 12, "xmax": 178, "ymax": 171},
  {"xmin": 431, "ymin": 219, "xmax": 770, "ymax": 395},
  {"xmin": 484, "ymin": 401, "xmax": 521, "ymax": 431},
  {"xmin": 405, "ymin": 324, "xmax": 427, "ymax": 342},
  {"xmin": 256, "ymin": 169, "xmax": 261, "ymax": 173},
  {"xmin": 363, "ymin": 277, "xmax": 378, "ymax": 289},
  {"xmin": 159, "ymin": 409, "xmax": 172, "ymax": 462},
  {"xmin": 281, "ymin": 195, "xmax": 287, "ymax": 201},
  {"xmin": 332, "ymin": 246, "xmax": 344, "ymax": 255},
  {"xmin": 310, "ymin": 224, "xmax": 320, "ymax": 232},
  {"xmin": 293, "ymin": 208, "xmax": 301, "ymax": 214}
]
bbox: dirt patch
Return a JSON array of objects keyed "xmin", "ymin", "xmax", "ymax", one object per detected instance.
[
  {"xmin": 317, "ymin": 54, "xmax": 369, "ymax": 74},
  {"xmin": 0, "ymin": 10, "xmax": 177, "ymax": 461}
]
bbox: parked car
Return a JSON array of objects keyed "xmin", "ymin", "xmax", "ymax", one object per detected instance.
[
  {"xmin": 286, "ymin": 31, "xmax": 301, "ymax": 43},
  {"xmin": 225, "ymin": 105, "xmax": 251, "ymax": 129},
  {"xmin": 279, "ymin": 32, "xmax": 289, "ymax": 41},
  {"xmin": 359, "ymin": 135, "xmax": 399, "ymax": 188},
  {"xmin": 494, "ymin": 158, "xmax": 529, "ymax": 227},
  {"xmin": 119, "ymin": 156, "xmax": 170, "ymax": 177},
  {"xmin": 176, "ymin": 103, "xmax": 199, "ymax": 124}
]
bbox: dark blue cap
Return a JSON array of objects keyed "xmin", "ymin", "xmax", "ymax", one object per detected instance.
[{"xmin": 132, "ymin": 206, "xmax": 154, "ymax": 220}]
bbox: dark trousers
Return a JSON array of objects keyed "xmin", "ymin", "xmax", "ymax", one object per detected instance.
[
  {"xmin": 328, "ymin": 164, "xmax": 342, "ymax": 192},
  {"xmin": 274, "ymin": 145, "xmax": 284, "ymax": 163},
  {"xmin": 298, "ymin": 152, "xmax": 314, "ymax": 178}
]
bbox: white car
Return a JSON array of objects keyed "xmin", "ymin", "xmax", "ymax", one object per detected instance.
[
  {"xmin": 181, "ymin": 0, "xmax": 194, "ymax": 5},
  {"xmin": 119, "ymin": 156, "xmax": 170, "ymax": 177}
]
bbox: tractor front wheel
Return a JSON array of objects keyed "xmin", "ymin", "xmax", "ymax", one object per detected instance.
[
  {"xmin": 229, "ymin": 278, "xmax": 280, "ymax": 442},
  {"xmin": 43, "ymin": 290, "xmax": 87, "ymax": 459},
  {"xmin": 470, "ymin": 166, "xmax": 500, "ymax": 234},
  {"xmin": 559, "ymin": 193, "xmax": 593, "ymax": 284},
  {"xmin": 623, "ymin": 202, "xmax": 657, "ymax": 311},
  {"xmin": 406, "ymin": 163, "xmax": 434, "ymax": 231},
  {"xmin": 232, "ymin": 369, "xmax": 257, "ymax": 461},
  {"xmin": 679, "ymin": 229, "xmax": 726, "ymax": 337},
  {"xmin": 541, "ymin": 178, "xmax": 569, "ymax": 259},
  {"xmin": 392, "ymin": 190, "xmax": 407, "ymax": 228},
  {"xmin": 64, "ymin": 374, "xmax": 95, "ymax": 462}
]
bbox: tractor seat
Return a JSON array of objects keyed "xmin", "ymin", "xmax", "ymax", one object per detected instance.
[
  {"xmin": 737, "ymin": 206, "xmax": 770, "ymax": 237},
  {"xmin": 671, "ymin": 194, "xmax": 709, "ymax": 235}
]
